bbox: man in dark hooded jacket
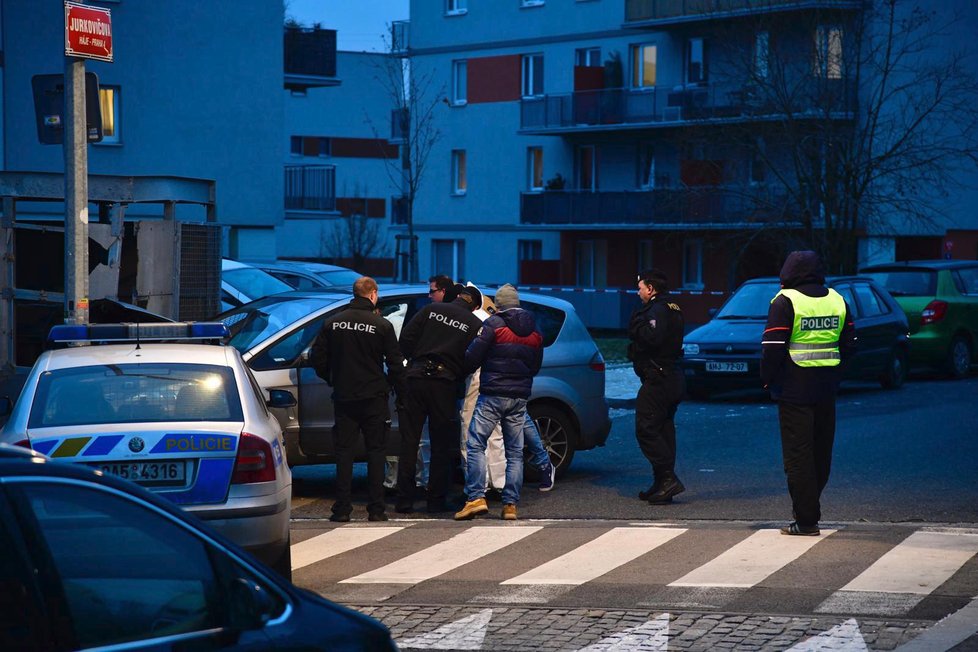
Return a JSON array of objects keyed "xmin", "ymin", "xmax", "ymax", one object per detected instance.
[
  {"xmin": 761, "ymin": 251, "xmax": 857, "ymax": 536},
  {"xmin": 455, "ymin": 284, "xmax": 543, "ymax": 521}
]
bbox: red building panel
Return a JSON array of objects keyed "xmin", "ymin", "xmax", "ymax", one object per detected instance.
[
  {"xmin": 336, "ymin": 197, "xmax": 387, "ymax": 218},
  {"xmin": 331, "ymin": 137, "xmax": 399, "ymax": 159},
  {"xmin": 468, "ymin": 55, "xmax": 521, "ymax": 104}
]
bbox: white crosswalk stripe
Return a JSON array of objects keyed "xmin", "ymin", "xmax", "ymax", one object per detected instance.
[
  {"xmin": 502, "ymin": 526, "xmax": 686, "ymax": 585},
  {"xmin": 669, "ymin": 528, "xmax": 836, "ymax": 588},
  {"xmin": 291, "ymin": 526, "xmax": 404, "ymax": 571},
  {"xmin": 340, "ymin": 525, "xmax": 543, "ymax": 584}
]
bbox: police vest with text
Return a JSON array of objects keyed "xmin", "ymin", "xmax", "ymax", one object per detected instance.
[{"xmin": 774, "ymin": 289, "xmax": 846, "ymax": 368}]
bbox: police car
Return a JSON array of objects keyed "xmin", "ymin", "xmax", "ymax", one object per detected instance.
[{"xmin": 0, "ymin": 322, "xmax": 295, "ymax": 577}]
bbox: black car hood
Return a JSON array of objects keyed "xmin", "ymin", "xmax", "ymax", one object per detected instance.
[{"xmin": 685, "ymin": 317, "xmax": 765, "ymax": 347}]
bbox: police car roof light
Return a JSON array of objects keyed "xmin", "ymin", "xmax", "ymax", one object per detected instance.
[{"xmin": 47, "ymin": 322, "xmax": 230, "ymax": 343}]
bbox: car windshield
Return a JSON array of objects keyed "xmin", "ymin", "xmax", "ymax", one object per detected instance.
[
  {"xmin": 715, "ymin": 282, "xmax": 780, "ymax": 319},
  {"xmin": 862, "ymin": 270, "xmax": 937, "ymax": 296},
  {"xmin": 223, "ymin": 267, "xmax": 292, "ymax": 300},
  {"xmin": 28, "ymin": 364, "xmax": 243, "ymax": 428},
  {"xmin": 316, "ymin": 270, "xmax": 361, "ymax": 287},
  {"xmin": 222, "ymin": 296, "xmax": 339, "ymax": 352}
]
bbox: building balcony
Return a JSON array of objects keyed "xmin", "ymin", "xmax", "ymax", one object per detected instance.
[
  {"xmin": 391, "ymin": 20, "xmax": 410, "ymax": 56},
  {"xmin": 285, "ymin": 165, "xmax": 336, "ymax": 212},
  {"xmin": 624, "ymin": 0, "xmax": 863, "ymax": 27},
  {"xmin": 284, "ymin": 27, "xmax": 340, "ymax": 90},
  {"xmin": 519, "ymin": 81, "xmax": 855, "ymax": 134},
  {"xmin": 520, "ymin": 187, "xmax": 793, "ymax": 227}
]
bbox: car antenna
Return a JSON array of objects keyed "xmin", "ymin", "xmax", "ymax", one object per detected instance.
[{"xmin": 134, "ymin": 322, "xmax": 141, "ymax": 350}]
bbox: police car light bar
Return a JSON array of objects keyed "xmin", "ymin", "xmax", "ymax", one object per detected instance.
[{"xmin": 47, "ymin": 322, "xmax": 230, "ymax": 343}]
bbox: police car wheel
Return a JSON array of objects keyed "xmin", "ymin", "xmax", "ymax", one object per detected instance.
[{"xmin": 529, "ymin": 404, "xmax": 577, "ymax": 477}]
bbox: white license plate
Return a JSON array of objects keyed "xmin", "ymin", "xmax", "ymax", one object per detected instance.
[
  {"xmin": 93, "ymin": 460, "xmax": 190, "ymax": 487},
  {"xmin": 706, "ymin": 361, "xmax": 748, "ymax": 373}
]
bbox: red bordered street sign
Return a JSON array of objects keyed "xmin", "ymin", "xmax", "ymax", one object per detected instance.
[{"xmin": 64, "ymin": 2, "xmax": 113, "ymax": 62}]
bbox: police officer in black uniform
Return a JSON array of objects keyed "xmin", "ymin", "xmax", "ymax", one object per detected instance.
[
  {"xmin": 628, "ymin": 269, "xmax": 686, "ymax": 505},
  {"xmin": 310, "ymin": 276, "xmax": 406, "ymax": 522},
  {"xmin": 396, "ymin": 286, "xmax": 482, "ymax": 513}
]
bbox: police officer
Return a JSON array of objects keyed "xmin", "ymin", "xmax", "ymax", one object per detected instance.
[
  {"xmin": 396, "ymin": 285, "xmax": 482, "ymax": 513},
  {"xmin": 310, "ymin": 276, "xmax": 406, "ymax": 523},
  {"xmin": 628, "ymin": 269, "xmax": 686, "ymax": 505},
  {"xmin": 761, "ymin": 251, "xmax": 856, "ymax": 536}
]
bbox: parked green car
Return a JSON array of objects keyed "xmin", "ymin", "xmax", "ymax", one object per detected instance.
[{"xmin": 860, "ymin": 260, "xmax": 978, "ymax": 377}]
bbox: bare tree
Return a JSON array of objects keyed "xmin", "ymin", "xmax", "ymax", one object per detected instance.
[
  {"xmin": 364, "ymin": 32, "xmax": 444, "ymax": 282},
  {"xmin": 323, "ymin": 183, "xmax": 389, "ymax": 271},
  {"xmin": 713, "ymin": 0, "xmax": 978, "ymax": 272}
]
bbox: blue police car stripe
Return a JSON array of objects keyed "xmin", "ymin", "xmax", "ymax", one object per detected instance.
[
  {"xmin": 32, "ymin": 439, "xmax": 58, "ymax": 456},
  {"xmin": 165, "ymin": 458, "xmax": 236, "ymax": 505},
  {"xmin": 150, "ymin": 434, "xmax": 237, "ymax": 455},
  {"xmin": 81, "ymin": 434, "xmax": 124, "ymax": 456}
]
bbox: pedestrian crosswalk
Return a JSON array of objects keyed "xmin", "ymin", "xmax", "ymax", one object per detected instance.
[{"xmin": 291, "ymin": 521, "xmax": 978, "ymax": 620}]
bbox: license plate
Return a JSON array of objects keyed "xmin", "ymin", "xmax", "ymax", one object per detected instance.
[
  {"xmin": 93, "ymin": 460, "xmax": 190, "ymax": 487},
  {"xmin": 706, "ymin": 361, "xmax": 748, "ymax": 373}
]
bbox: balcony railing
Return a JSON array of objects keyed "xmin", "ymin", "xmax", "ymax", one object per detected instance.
[
  {"xmin": 625, "ymin": 0, "xmax": 862, "ymax": 25},
  {"xmin": 520, "ymin": 187, "xmax": 792, "ymax": 226},
  {"xmin": 285, "ymin": 165, "xmax": 336, "ymax": 212},
  {"xmin": 284, "ymin": 27, "xmax": 339, "ymax": 88},
  {"xmin": 520, "ymin": 80, "xmax": 855, "ymax": 132},
  {"xmin": 391, "ymin": 20, "xmax": 410, "ymax": 55}
]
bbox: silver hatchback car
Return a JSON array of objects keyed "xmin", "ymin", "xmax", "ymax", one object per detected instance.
[
  {"xmin": 0, "ymin": 322, "xmax": 295, "ymax": 577},
  {"xmin": 219, "ymin": 285, "xmax": 611, "ymax": 475}
]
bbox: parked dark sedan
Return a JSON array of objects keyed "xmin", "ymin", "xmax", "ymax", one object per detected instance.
[
  {"xmin": 0, "ymin": 444, "xmax": 396, "ymax": 652},
  {"xmin": 682, "ymin": 276, "xmax": 910, "ymax": 398}
]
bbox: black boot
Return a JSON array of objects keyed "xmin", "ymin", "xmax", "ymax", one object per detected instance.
[
  {"xmin": 638, "ymin": 480, "xmax": 660, "ymax": 501},
  {"xmin": 648, "ymin": 474, "xmax": 685, "ymax": 504}
]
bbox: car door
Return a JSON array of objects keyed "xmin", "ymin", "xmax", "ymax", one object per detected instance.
[
  {"xmin": 831, "ymin": 283, "xmax": 865, "ymax": 378},
  {"xmin": 3, "ymin": 478, "xmax": 279, "ymax": 650},
  {"xmin": 952, "ymin": 265, "xmax": 978, "ymax": 348},
  {"xmin": 850, "ymin": 280, "xmax": 895, "ymax": 375}
]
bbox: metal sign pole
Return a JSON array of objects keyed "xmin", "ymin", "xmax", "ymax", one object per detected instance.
[{"xmin": 63, "ymin": 56, "xmax": 89, "ymax": 325}]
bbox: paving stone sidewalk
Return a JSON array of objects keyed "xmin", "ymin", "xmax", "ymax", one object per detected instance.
[{"xmin": 354, "ymin": 604, "xmax": 933, "ymax": 651}]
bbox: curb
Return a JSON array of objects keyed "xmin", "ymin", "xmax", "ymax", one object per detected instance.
[{"xmin": 607, "ymin": 396, "xmax": 636, "ymax": 409}]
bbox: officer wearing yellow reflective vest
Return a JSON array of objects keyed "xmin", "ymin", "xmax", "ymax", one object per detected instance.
[{"xmin": 761, "ymin": 251, "xmax": 856, "ymax": 537}]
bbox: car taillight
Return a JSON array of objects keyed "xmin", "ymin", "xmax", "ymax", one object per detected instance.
[
  {"xmin": 589, "ymin": 351, "xmax": 606, "ymax": 373},
  {"xmin": 920, "ymin": 300, "xmax": 948, "ymax": 325},
  {"xmin": 15, "ymin": 439, "xmax": 30, "ymax": 449},
  {"xmin": 231, "ymin": 433, "xmax": 276, "ymax": 484}
]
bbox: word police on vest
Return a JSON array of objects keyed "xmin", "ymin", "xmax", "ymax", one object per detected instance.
[
  {"xmin": 333, "ymin": 321, "xmax": 377, "ymax": 333},
  {"xmin": 429, "ymin": 312, "xmax": 470, "ymax": 332},
  {"xmin": 800, "ymin": 316, "xmax": 840, "ymax": 331}
]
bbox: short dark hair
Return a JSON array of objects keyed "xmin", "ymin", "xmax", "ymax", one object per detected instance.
[
  {"xmin": 638, "ymin": 268, "xmax": 669, "ymax": 293},
  {"xmin": 428, "ymin": 275, "xmax": 453, "ymax": 292}
]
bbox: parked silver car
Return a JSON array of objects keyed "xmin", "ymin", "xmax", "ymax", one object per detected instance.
[
  {"xmin": 0, "ymin": 322, "xmax": 295, "ymax": 577},
  {"xmin": 249, "ymin": 260, "xmax": 362, "ymax": 291},
  {"xmin": 222, "ymin": 258, "xmax": 293, "ymax": 310},
  {"xmin": 219, "ymin": 285, "xmax": 611, "ymax": 475}
]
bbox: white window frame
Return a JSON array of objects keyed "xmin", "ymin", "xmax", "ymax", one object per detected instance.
[
  {"xmin": 575, "ymin": 47, "xmax": 601, "ymax": 67},
  {"xmin": 445, "ymin": 0, "xmax": 467, "ymax": 16},
  {"xmin": 527, "ymin": 146, "xmax": 544, "ymax": 191},
  {"xmin": 451, "ymin": 60, "xmax": 467, "ymax": 105},
  {"xmin": 754, "ymin": 31, "xmax": 769, "ymax": 80},
  {"xmin": 521, "ymin": 53, "xmax": 544, "ymax": 98},
  {"xmin": 682, "ymin": 239, "xmax": 704, "ymax": 289},
  {"xmin": 432, "ymin": 239, "xmax": 465, "ymax": 280},
  {"xmin": 451, "ymin": 149, "xmax": 467, "ymax": 195},
  {"xmin": 631, "ymin": 43, "xmax": 657, "ymax": 89},
  {"xmin": 814, "ymin": 25, "xmax": 843, "ymax": 79},
  {"xmin": 97, "ymin": 85, "xmax": 120, "ymax": 144}
]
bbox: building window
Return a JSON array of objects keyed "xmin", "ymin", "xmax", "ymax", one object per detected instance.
[
  {"xmin": 451, "ymin": 149, "xmax": 467, "ymax": 194},
  {"xmin": 446, "ymin": 0, "xmax": 467, "ymax": 15},
  {"xmin": 518, "ymin": 239, "xmax": 542, "ymax": 261},
  {"xmin": 637, "ymin": 142, "xmax": 655, "ymax": 189},
  {"xmin": 433, "ymin": 239, "xmax": 465, "ymax": 280},
  {"xmin": 522, "ymin": 53, "xmax": 544, "ymax": 98},
  {"xmin": 576, "ymin": 145, "xmax": 596, "ymax": 191},
  {"xmin": 683, "ymin": 239, "xmax": 704, "ymax": 289},
  {"xmin": 686, "ymin": 37, "xmax": 707, "ymax": 84},
  {"xmin": 575, "ymin": 47, "xmax": 601, "ymax": 67},
  {"xmin": 527, "ymin": 147, "xmax": 544, "ymax": 191},
  {"xmin": 750, "ymin": 137, "xmax": 766, "ymax": 184},
  {"xmin": 576, "ymin": 239, "xmax": 608, "ymax": 288},
  {"xmin": 317, "ymin": 137, "xmax": 331, "ymax": 157},
  {"xmin": 290, "ymin": 136, "xmax": 330, "ymax": 157},
  {"xmin": 814, "ymin": 25, "xmax": 843, "ymax": 79},
  {"xmin": 637, "ymin": 240, "xmax": 653, "ymax": 272},
  {"xmin": 631, "ymin": 44, "xmax": 657, "ymax": 88},
  {"xmin": 290, "ymin": 136, "xmax": 302, "ymax": 156},
  {"xmin": 754, "ymin": 31, "xmax": 769, "ymax": 80},
  {"xmin": 452, "ymin": 60, "xmax": 467, "ymax": 105},
  {"xmin": 98, "ymin": 86, "xmax": 120, "ymax": 144}
]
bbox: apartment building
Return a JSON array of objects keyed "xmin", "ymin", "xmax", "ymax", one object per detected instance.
[{"xmin": 401, "ymin": 0, "xmax": 978, "ymax": 303}]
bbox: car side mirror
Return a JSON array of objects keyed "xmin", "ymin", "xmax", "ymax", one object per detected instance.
[
  {"xmin": 298, "ymin": 348, "xmax": 312, "ymax": 367},
  {"xmin": 229, "ymin": 577, "xmax": 275, "ymax": 631},
  {"xmin": 0, "ymin": 397, "xmax": 11, "ymax": 418},
  {"xmin": 267, "ymin": 389, "xmax": 297, "ymax": 409},
  {"xmin": 708, "ymin": 307, "xmax": 718, "ymax": 318}
]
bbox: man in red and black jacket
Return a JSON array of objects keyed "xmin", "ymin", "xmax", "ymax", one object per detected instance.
[{"xmin": 761, "ymin": 251, "xmax": 857, "ymax": 536}]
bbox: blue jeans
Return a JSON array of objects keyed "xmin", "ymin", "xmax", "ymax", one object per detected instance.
[
  {"xmin": 523, "ymin": 412, "xmax": 551, "ymax": 471},
  {"xmin": 465, "ymin": 395, "xmax": 526, "ymax": 506}
]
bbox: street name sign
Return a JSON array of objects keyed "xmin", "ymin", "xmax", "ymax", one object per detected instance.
[{"xmin": 64, "ymin": 2, "xmax": 113, "ymax": 62}]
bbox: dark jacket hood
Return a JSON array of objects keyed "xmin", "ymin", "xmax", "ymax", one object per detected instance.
[
  {"xmin": 780, "ymin": 251, "xmax": 825, "ymax": 289},
  {"xmin": 499, "ymin": 307, "xmax": 536, "ymax": 337}
]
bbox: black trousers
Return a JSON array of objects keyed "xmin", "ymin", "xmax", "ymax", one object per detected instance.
[
  {"xmin": 332, "ymin": 396, "xmax": 388, "ymax": 517},
  {"xmin": 397, "ymin": 377, "xmax": 460, "ymax": 503},
  {"xmin": 778, "ymin": 399, "xmax": 836, "ymax": 527},
  {"xmin": 634, "ymin": 371, "xmax": 684, "ymax": 480}
]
